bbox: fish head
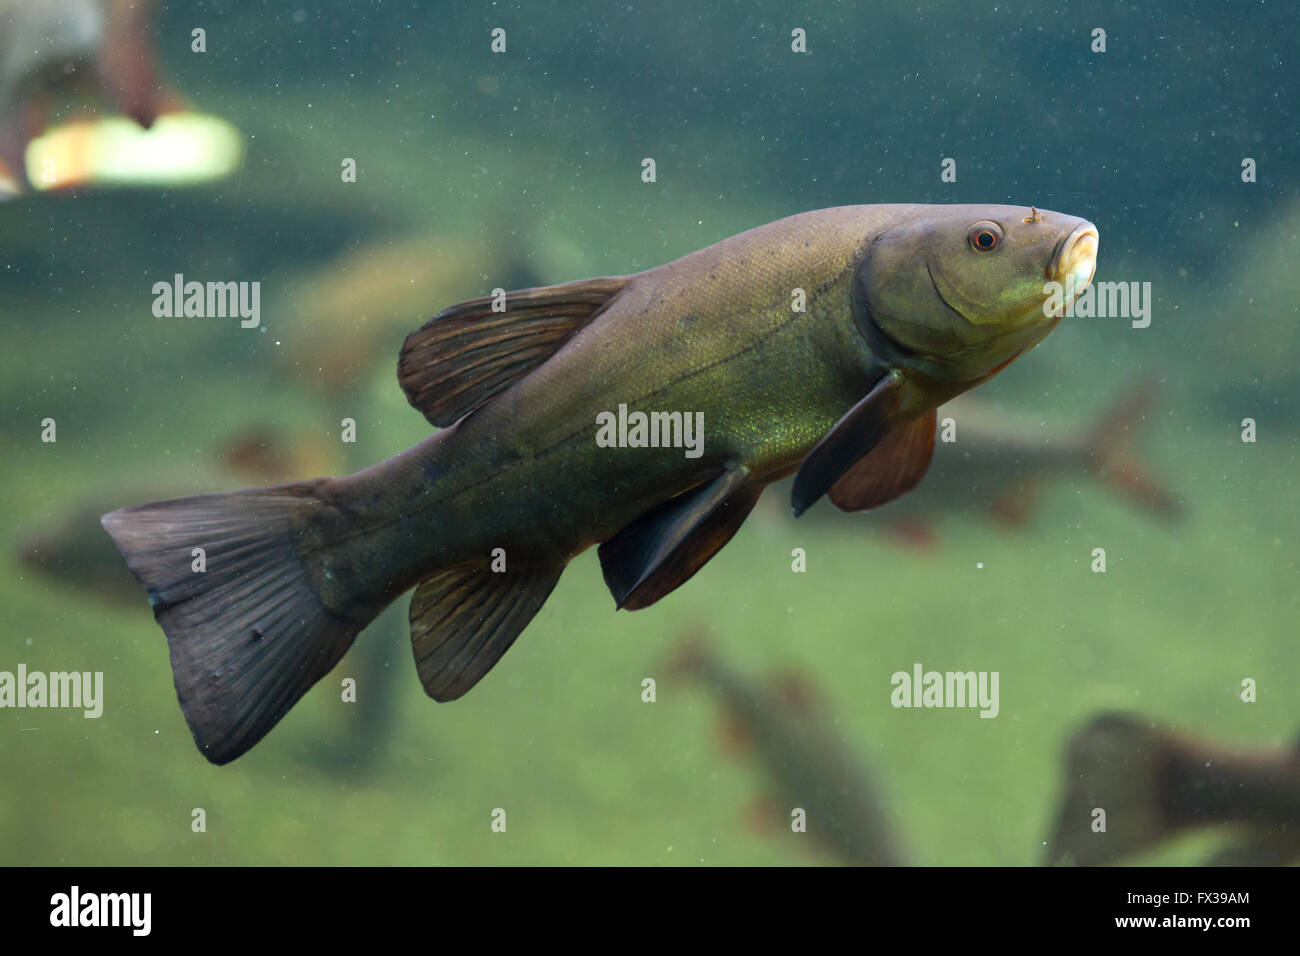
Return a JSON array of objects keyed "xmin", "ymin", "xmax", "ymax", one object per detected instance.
[{"xmin": 853, "ymin": 204, "xmax": 1098, "ymax": 384}]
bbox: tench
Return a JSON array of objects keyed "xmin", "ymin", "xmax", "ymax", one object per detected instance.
[
  {"xmin": 102, "ymin": 203, "xmax": 1098, "ymax": 763},
  {"xmin": 1045, "ymin": 713, "xmax": 1300, "ymax": 866},
  {"xmin": 669, "ymin": 634, "xmax": 906, "ymax": 866},
  {"xmin": 763, "ymin": 382, "xmax": 1180, "ymax": 545},
  {"xmin": 906, "ymin": 383, "xmax": 1180, "ymax": 528}
]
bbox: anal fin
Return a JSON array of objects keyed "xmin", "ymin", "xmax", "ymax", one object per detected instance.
[
  {"xmin": 598, "ymin": 463, "xmax": 758, "ymax": 611},
  {"xmin": 410, "ymin": 563, "xmax": 563, "ymax": 701}
]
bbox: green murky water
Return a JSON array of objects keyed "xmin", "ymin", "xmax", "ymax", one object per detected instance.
[{"xmin": 1, "ymin": 0, "xmax": 1296, "ymax": 865}]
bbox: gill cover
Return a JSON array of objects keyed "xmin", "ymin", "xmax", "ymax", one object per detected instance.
[{"xmin": 852, "ymin": 206, "xmax": 1093, "ymax": 385}]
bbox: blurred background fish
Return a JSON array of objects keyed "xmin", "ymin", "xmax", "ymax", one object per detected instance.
[
  {"xmin": 669, "ymin": 633, "xmax": 906, "ymax": 866},
  {"xmin": 1, "ymin": 0, "xmax": 168, "ymax": 190},
  {"xmin": 1044, "ymin": 713, "xmax": 1300, "ymax": 866},
  {"xmin": 16, "ymin": 425, "xmax": 341, "ymax": 601},
  {"xmin": 0, "ymin": 0, "xmax": 244, "ymax": 194},
  {"xmin": 761, "ymin": 382, "xmax": 1181, "ymax": 546},
  {"xmin": 216, "ymin": 427, "xmax": 340, "ymax": 484},
  {"xmin": 276, "ymin": 231, "xmax": 544, "ymax": 396},
  {"xmin": 19, "ymin": 496, "xmax": 149, "ymax": 603}
]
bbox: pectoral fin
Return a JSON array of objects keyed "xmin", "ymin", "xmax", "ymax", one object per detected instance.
[
  {"xmin": 599, "ymin": 462, "xmax": 758, "ymax": 611},
  {"xmin": 793, "ymin": 370, "xmax": 928, "ymax": 517},
  {"xmin": 828, "ymin": 409, "xmax": 936, "ymax": 512},
  {"xmin": 398, "ymin": 276, "xmax": 629, "ymax": 426}
]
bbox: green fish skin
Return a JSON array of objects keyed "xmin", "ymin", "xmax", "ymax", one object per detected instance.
[{"xmin": 102, "ymin": 203, "xmax": 1097, "ymax": 764}]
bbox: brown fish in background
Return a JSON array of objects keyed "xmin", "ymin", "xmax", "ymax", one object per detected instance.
[
  {"xmin": 760, "ymin": 382, "xmax": 1180, "ymax": 545},
  {"xmin": 1045, "ymin": 713, "xmax": 1300, "ymax": 866},
  {"xmin": 278, "ymin": 232, "xmax": 545, "ymax": 395},
  {"xmin": 669, "ymin": 634, "xmax": 906, "ymax": 866},
  {"xmin": 19, "ymin": 428, "xmax": 326, "ymax": 602},
  {"xmin": 0, "ymin": 0, "xmax": 179, "ymax": 191},
  {"xmin": 217, "ymin": 427, "xmax": 342, "ymax": 485},
  {"xmin": 20, "ymin": 498, "xmax": 148, "ymax": 603}
]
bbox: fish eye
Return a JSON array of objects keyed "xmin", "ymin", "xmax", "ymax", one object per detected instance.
[{"xmin": 968, "ymin": 221, "xmax": 1003, "ymax": 253}]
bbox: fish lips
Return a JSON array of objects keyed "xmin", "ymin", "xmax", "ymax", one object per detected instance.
[
  {"xmin": 1048, "ymin": 220, "xmax": 1100, "ymax": 306},
  {"xmin": 854, "ymin": 219, "xmax": 1098, "ymax": 384}
]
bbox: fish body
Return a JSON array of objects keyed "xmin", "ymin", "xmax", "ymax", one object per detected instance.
[
  {"xmin": 324, "ymin": 208, "xmax": 892, "ymax": 586},
  {"xmin": 102, "ymin": 203, "xmax": 1098, "ymax": 763},
  {"xmin": 1046, "ymin": 714, "xmax": 1300, "ymax": 866},
  {"xmin": 670, "ymin": 637, "xmax": 905, "ymax": 866}
]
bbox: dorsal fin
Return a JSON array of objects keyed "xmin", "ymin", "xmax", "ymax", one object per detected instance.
[{"xmin": 397, "ymin": 276, "xmax": 630, "ymax": 426}]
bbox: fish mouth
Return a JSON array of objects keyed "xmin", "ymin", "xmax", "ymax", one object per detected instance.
[{"xmin": 1048, "ymin": 220, "xmax": 1099, "ymax": 313}]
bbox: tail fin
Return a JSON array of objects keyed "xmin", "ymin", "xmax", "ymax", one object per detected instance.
[
  {"xmin": 101, "ymin": 482, "xmax": 362, "ymax": 764},
  {"xmin": 1086, "ymin": 382, "xmax": 1183, "ymax": 520}
]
